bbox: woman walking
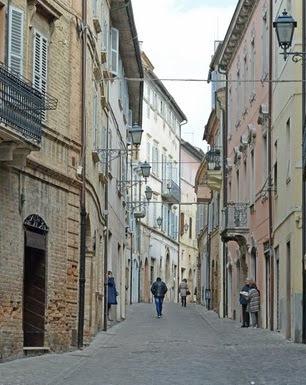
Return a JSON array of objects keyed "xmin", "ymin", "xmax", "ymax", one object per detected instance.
[
  {"xmin": 179, "ymin": 278, "xmax": 189, "ymax": 307},
  {"xmin": 248, "ymin": 282, "xmax": 260, "ymax": 328}
]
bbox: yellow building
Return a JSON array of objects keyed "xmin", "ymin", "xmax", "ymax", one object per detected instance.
[{"xmin": 272, "ymin": 0, "xmax": 303, "ymax": 342}]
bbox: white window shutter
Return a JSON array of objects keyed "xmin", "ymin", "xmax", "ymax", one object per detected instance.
[
  {"xmin": 111, "ymin": 27, "xmax": 119, "ymax": 75},
  {"xmin": 33, "ymin": 32, "xmax": 48, "ymax": 94},
  {"xmin": 8, "ymin": 7, "xmax": 24, "ymax": 75}
]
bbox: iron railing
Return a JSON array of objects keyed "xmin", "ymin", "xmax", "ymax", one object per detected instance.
[
  {"xmin": 223, "ymin": 202, "xmax": 249, "ymax": 230},
  {"xmin": 161, "ymin": 179, "xmax": 180, "ymax": 203},
  {"xmin": 0, "ymin": 62, "xmax": 57, "ymax": 143}
]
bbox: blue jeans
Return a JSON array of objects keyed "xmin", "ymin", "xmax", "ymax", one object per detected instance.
[{"xmin": 154, "ymin": 297, "xmax": 164, "ymax": 316}]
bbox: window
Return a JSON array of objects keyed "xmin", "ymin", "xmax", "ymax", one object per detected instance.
[
  {"xmin": 146, "ymin": 141, "xmax": 151, "ymax": 163},
  {"xmin": 262, "ymin": 10, "xmax": 269, "ymax": 78},
  {"xmin": 33, "ymin": 31, "xmax": 48, "ymax": 94},
  {"xmin": 286, "ymin": 118, "xmax": 291, "ymax": 180},
  {"xmin": 152, "ymin": 144, "xmax": 159, "ymax": 176},
  {"xmin": 102, "ymin": 20, "xmax": 108, "ymax": 52},
  {"xmin": 236, "ymin": 69, "xmax": 241, "ymax": 123},
  {"xmin": 162, "ymin": 153, "xmax": 167, "ymax": 180},
  {"xmin": 93, "ymin": 87, "xmax": 98, "ymax": 147},
  {"xmin": 236, "ymin": 170, "xmax": 240, "ymax": 201},
  {"xmin": 274, "ymin": 140, "xmax": 278, "ymax": 194},
  {"xmin": 180, "ymin": 212, "xmax": 184, "ymax": 236},
  {"xmin": 33, "ymin": 31, "xmax": 48, "ymax": 120},
  {"xmin": 250, "ymin": 150, "xmax": 255, "ymax": 204},
  {"xmin": 250, "ymin": 38, "xmax": 256, "ymax": 98},
  {"xmin": 189, "ymin": 218, "xmax": 192, "ymax": 239},
  {"xmin": 110, "ymin": 27, "xmax": 119, "ymax": 75},
  {"xmin": 263, "ymin": 134, "xmax": 268, "ymax": 184},
  {"xmin": 8, "ymin": 7, "xmax": 24, "ymax": 75}
]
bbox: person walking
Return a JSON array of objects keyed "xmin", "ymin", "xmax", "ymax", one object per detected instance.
[
  {"xmin": 248, "ymin": 282, "xmax": 260, "ymax": 328},
  {"xmin": 179, "ymin": 278, "xmax": 189, "ymax": 307},
  {"xmin": 239, "ymin": 278, "xmax": 250, "ymax": 327},
  {"xmin": 107, "ymin": 271, "xmax": 118, "ymax": 321},
  {"xmin": 151, "ymin": 277, "xmax": 167, "ymax": 318}
]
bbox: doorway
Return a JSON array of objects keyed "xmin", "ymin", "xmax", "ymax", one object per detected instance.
[{"xmin": 23, "ymin": 214, "xmax": 48, "ymax": 348}]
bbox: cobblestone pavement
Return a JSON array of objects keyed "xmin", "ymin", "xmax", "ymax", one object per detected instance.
[{"xmin": 1, "ymin": 303, "xmax": 306, "ymax": 385}]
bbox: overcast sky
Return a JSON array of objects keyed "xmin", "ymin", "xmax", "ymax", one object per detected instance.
[{"xmin": 132, "ymin": 0, "xmax": 237, "ymax": 149}]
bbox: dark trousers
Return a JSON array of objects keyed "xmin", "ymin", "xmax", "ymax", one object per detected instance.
[
  {"xmin": 242, "ymin": 304, "xmax": 249, "ymax": 326},
  {"xmin": 154, "ymin": 297, "xmax": 164, "ymax": 316},
  {"xmin": 181, "ymin": 296, "xmax": 187, "ymax": 307}
]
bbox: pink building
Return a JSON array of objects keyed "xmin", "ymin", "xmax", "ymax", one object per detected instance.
[{"xmin": 218, "ymin": 0, "xmax": 272, "ymax": 327}]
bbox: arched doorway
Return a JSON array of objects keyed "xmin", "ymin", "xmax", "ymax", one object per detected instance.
[
  {"xmin": 188, "ymin": 268, "xmax": 193, "ymax": 303},
  {"xmin": 139, "ymin": 260, "xmax": 143, "ymax": 301},
  {"xmin": 23, "ymin": 214, "xmax": 48, "ymax": 347}
]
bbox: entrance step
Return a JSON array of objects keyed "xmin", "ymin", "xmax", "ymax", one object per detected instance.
[{"xmin": 23, "ymin": 347, "xmax": 50, "ymax": 357}]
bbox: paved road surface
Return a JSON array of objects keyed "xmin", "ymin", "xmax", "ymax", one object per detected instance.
[{"xmin": 1, "ymin": 303, "xmax": 306, "ymax": 385}]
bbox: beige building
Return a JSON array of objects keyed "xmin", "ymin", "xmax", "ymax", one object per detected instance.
[
  {"xmin": 272, "ymin": 0, "xmax": 303, "ymax": 341},
  {"xmin": 0, "ymin": 0, "xmax": 143, "ymax": 360},
  {"xmin": 180, "ymin": 140, "xmax": 203, "ymax": 301}
]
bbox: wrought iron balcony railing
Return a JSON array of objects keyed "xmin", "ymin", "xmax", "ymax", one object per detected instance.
[
  {"xmin": 223, "ymin": 202, "xmax": 249, "ymax": 230},
  {"xmin": 161, "ymin": 179, "xmax": 180, "ymax": 204},
  {"xmin": 0, "ymin": 62, "xmax": 57, "ymax": 143}
]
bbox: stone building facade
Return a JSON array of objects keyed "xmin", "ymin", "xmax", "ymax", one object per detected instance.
[{"xmin": 0, "ymin": 0, "xmax": 143, "ymax": 360}]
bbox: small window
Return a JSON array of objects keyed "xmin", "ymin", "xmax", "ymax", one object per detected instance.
[
  {"xmin": 189, "ymin": 218, "xmax": 192, "ymax": 239},
  {"xmin": 110, "ymin": 27, "xmax": 119, "ymax": 75}
]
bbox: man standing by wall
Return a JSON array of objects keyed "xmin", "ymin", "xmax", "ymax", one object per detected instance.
[{"xmin": 240, "ymin": 279, "xmax": 250, "ymax": 327}]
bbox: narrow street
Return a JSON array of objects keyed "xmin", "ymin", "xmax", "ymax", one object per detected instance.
[{"xmin": 1, "ymin": 304, "xmax": 306, "ymax": 385}]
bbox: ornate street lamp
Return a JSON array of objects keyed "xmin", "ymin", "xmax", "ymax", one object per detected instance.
[
  {"xmin": 206, "ymin": 148, "xmax": 221, "ymax": 170},
  {"xmin": 140, "ymin": 161, "xmax": 151, "ymax": 180},
  {"xmin": 145, "ymin": 186, "xmax": 153, "ymax": 201},
  {"xmin": 273, "ymin": 9, "xmax": 297, "ymax": 60},
  {"xmin": 156, "ymin": 216, "xmax": 163, "ymax": 228},
  {"xmin": 129, "ymin": 124, "xmax": 143, "ymax": 146}
]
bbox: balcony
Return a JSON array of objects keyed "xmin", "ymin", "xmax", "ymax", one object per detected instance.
[
  {"xmin": 206, "ymin": 147, "xmax": 222, "ymax": 191},
  {"xmin": 0, "ymin": 62, "xmax": 57, "ymax": 166},
  {"xmin": 221, "ymin": 202, "xmax": 249, "ymax": 247},
  {"xmin": 161, "ymin": 179, "xmax": 180, "ymax": 204}
]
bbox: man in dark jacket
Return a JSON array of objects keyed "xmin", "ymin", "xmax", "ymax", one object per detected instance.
[
  {"xmin": 239, "ymin": 278, "xmax": 250, "ymax": 327},
  {"xmin": 151, "ymin": 277, "xmax": 167, "ymax": 318}
]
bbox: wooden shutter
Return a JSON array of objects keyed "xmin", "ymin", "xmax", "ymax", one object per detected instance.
[
  {"xmin": 111, "ymin": 27, "xmax": 119, "ymax": 75},
  {"xmin": 33, "ymin": 31, "xmax": 48, "ymax": 93},
  {"xmin": 8, "ymin": 7, "xmax": 24, "ymax": 75}
]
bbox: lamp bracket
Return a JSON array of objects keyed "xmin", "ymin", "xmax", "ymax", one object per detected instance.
[{"xmin": 281, "ymin": 51, "xmax": 306, "ymax": 62}]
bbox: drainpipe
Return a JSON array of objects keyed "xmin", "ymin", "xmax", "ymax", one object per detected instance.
[
  {"xmin": 78, "ymin": 0, "xmax": 87, "ymax": 349},
  {"xmin": 218, "ymin": 67, "xmax": 228, "ymax": 318},
  {"xmin": 178, "ymin": 119, "xmax": 187, "ymax": 302},
  {"xmin": 302, "ymin": 0, "xmax": 306, "ymax": 343},
  {"xmin": 5, "ymin": 0, "xmax": 11, "ymax": 64},
  {"xmin": 268, "ymin": 0, "xmax": 274, "ymax": 331},
  {"xmin": 103, "ymin": 82, "xmax": 110, "ymax": 332},
  {"xmin": 130, "ymin": 156, "xmax": 134, "ymax": 304}
]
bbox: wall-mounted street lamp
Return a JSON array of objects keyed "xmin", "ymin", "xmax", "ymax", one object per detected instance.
[
  {"xmin": 273, "ymin": 9, "xmax": 304, "ymax": 61},
  {"xmin": 156, "ymin": 216, "xmax": 163, "ymax": 228},
  {"xmin": 129, "ymin": 123, "xmax": 143, "ymax": 146},
  {"xmin": 140, "ymin": 161, "xmax": 151, "ymax": 180},
  {"xmin": 206, "ymin": 148, "xmax": 221, "ymax": 171},
  {"xmin": 145, "ymin": 186, "xmax": 153, "ymax": 201}
]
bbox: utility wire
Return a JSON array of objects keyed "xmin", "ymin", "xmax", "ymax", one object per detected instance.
[{"xmin": 105, "ymin": 77, "xmax": 305, "ymax": 84}]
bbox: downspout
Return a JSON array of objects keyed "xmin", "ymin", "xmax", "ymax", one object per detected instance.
[
  {"xmin": 130, "ymin": 155, "xmax": 134, "ymax": 304},
  {"xmin": 103, "ymin": 82, "xmax": 110, "ymax": 332},
  {"xmin": 268, "ymin": 0, "xmax": 274, "ymax": 331},
  {"xmin": 302, "ymin": 0, "xmax": 306, "ymax": 343},
  {"xmin": 218, "ymin": 66, "xmax": 228, "ymax": 318},
  {"xmin": 78, "ymin": 0, "xmax": 87, "ymax": 348},
  {"xmin": 178, "ymin": 119, "xmax": 187, "ymax": 303},
  {"xmin": 5, "ymin": 0, "xmax": 11, "ymax": 64}
]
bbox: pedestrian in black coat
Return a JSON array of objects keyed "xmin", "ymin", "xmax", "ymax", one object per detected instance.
[
  {"xmin": 107, "ymin": 271, "xmax": 118, "ymax": 321},
  {"xmin": 239, "ymin": 278, "xmax": 250, "ymax": 327}
]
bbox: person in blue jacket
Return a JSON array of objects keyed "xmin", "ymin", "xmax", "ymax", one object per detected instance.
[{"xmin": 107, "ymin": 271, "xmax": 118, "ymax": 321}]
